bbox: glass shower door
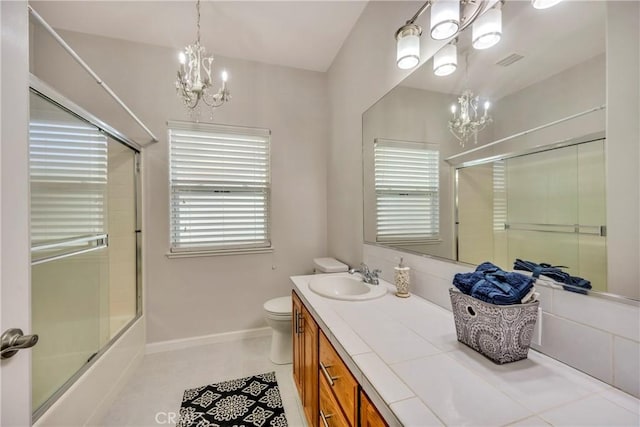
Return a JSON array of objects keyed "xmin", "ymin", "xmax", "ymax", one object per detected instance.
[
  {"xmin": 29, "ymin": 89, "xmax": 140, "ymax": 416},
  {"xmin": 30, "ymin": 91, "xmax": 108, "ymax": 411}
]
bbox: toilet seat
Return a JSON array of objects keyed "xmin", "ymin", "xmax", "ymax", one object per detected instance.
[{"xmin": 263, "ymin": 296, "xmax": 292, "ymax": 317}]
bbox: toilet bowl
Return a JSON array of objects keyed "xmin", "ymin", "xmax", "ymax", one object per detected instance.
[
  {"xmin": 263, "ymin": 258, "xmax": 348, "ymax": 364},
  {"xmin": 263, "ymin": 296, "xmax": 293, "ymax": 364}
]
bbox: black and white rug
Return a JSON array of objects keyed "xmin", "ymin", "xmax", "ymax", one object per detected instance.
[{"xmin": 177, "ymin": 371, "xmax": 288, "ymax": 427}]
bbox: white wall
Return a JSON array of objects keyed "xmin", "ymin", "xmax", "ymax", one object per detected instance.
[
  {"xmin": 329, "ymin": 1, "xmax": 639, "ymax": 397},
  {"xmin": 31, "ymin": 27, "xmax": 329, "ymax": 344}
]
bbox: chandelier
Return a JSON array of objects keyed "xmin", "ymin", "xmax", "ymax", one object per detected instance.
[
  {"xmin": 449, "ymin": 90, "xmax": 492, "ymax": 146},
  {"xmin": 176, "ymin": 0, "xmax": 230, "ymax": 113}
]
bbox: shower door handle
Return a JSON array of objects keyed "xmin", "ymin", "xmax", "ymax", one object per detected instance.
[{"xmin": 1, "ymin": 328, "xmax": 39, "ymax": 359}]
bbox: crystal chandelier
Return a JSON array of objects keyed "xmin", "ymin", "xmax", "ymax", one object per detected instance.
[
  {"xmin": 176, "ymin": 0, "xmax": 230, "ymax": 113},
  {"xmin": 448, "ymin": 90, "xmax": 492, "ymax": 146}
]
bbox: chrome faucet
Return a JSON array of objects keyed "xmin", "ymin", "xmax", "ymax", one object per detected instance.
[{"xmin": 348, "ymin": 263, "xmax": 381, "ymax": 285}]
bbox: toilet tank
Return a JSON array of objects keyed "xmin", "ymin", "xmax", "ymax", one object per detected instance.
[{"xmin": 313, "ymin": 257, "xmax": 348, "ymax": 274}]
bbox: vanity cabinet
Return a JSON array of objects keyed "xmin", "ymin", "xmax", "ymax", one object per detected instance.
[
  {"xmin": 292, "ymin": 291, "xmax": 319, "ymax": 427},
  {"xmin": 360, "ymin": 391, "xmax": 387, "ymax": 427},
  {"xmin": 319, "ymin": 330, "xmax": 358, "ymax": 426},
  {"xmin": 319, "ymin": 372, "xmax": 352, "ymax": 426},
  {"xmin": 293, "ymin": 290, "xmax": 387, "ymax": 427}
]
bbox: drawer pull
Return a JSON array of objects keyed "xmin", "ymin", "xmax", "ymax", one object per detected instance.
[
  {"xmin": 320, "ymin": 410, "xmax": 333, "ymax": 427},
  {"xmin": 320, "ymin": 362, "xmax": 339, "ymax": 386},
  {"xmin": 296, "ymin": 312, "xmax": 303, "ymax": 334}
]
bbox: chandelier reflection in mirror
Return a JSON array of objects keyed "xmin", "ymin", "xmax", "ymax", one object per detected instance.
[
  {"xmin": 176, "ymin": 0, "xmax": 230, "ymax": 116},
  {"xmin": 449, "ymin": 90, "xmax": 492, "ymax": 146}
]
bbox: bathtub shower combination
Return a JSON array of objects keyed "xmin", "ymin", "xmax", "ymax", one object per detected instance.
[{"xmin": 29, "ymin": 81, "xmax": 142, "ymax": 419}]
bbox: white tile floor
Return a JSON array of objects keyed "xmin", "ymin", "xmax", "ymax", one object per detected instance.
[{"xmin": 98, "ymin": 336, "xmax": 306, "ymax": 427}]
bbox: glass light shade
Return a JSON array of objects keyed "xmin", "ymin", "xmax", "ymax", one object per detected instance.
[
  {"xmin": 472, "ymin": 8, "xmax": 502, "ymax": 50},
  {"xmin": 531, "ymin": 0, "xmax": 562, "ymax": 9},
  {"xmin": 396, "ymin": 25, "xmax": 421, "ymax": 69},
  {"xmin": 433, "ymin": 43, "xmax": 457, "ymax": 76},
  {"xmin": 430, "ymin": 0, "xmax": 460, "ymax": 40}
]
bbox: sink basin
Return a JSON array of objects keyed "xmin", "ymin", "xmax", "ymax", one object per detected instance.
[{"xmin": 309, "ymin": 274, "xmax": 387, "ymax": 301}]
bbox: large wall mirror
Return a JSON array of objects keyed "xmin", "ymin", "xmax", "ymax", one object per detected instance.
[{"xmin": 363, "ymin": 1, "xmax": 639, "ymax": 301}]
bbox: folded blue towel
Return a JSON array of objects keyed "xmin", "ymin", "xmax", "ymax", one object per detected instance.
[
  {"xmin": 453, "ymin": 262, "xmax": 534, "ymax": 305},
  {"xmin": 513, "ymin": 259, "xmax": 591, "ymax": 295}
]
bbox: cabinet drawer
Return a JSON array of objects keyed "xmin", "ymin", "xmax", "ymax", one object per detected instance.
[
  {"xmin": 319, "ymin": 371, "xmax": 351, "ymax": 427},
  {"xmin": 319, "ymin": 331, "xmax": 358, "ymax": 426}
]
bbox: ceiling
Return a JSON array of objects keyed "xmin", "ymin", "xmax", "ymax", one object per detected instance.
[
  {"xmin": 401, "ymin": 0, "xmax": 605, "ymax": 100},
  {"xmin": 29, "ymin": 0, "xmax": 368, "ymax": 72}
]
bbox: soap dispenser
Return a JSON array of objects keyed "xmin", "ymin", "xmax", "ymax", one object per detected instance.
[{"xmin": 394, "ymin": 257, "xmax": 410, "ymax": 298}]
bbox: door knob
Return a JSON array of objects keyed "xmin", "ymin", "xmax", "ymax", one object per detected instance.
[{"xmin": 1, "ymin": 328, "xmax": 38, "ymax": 359}]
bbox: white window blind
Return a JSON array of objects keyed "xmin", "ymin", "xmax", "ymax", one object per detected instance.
[
  {"xmin": 493, "ymin": 160, "xmax": 507, "ymax": 231},
  {"xmin": 169, "ymin": 121, "xmax": 271, "ymax": 252},
  {"xmin": 29, "ymin": 120, "xmax": 108, "ymax": 245},
  {"xmin": 374, "ymin": 139, "xmax": 439, "ymax": 242}
]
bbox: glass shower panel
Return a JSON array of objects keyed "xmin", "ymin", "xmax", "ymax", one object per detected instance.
[
  {"xmin": 31, "ymin": 249, "xmax": 107, "ymax": 411},
  {"xmin": 505, "ymin": 146, "xmax": 580, "ymax": 273},
  {"xmin": 106, "ymin": 140, "xmax": 137, "ymax": 339},
  {"xmin": 577, "ymin": 140, "xmax": 607, "ymax": 291},
  {"xmin": 30, "ymin": 92, "xmax": 108, "ymax": 412}
]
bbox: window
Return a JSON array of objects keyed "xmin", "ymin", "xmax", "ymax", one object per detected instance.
[
  {"xmin": 374, "ymin": 138, "xmax": 439, "ymax": 242},
  {"xmin": 168, "ymin": 121, "xmax": 271, "ymax": 254}
]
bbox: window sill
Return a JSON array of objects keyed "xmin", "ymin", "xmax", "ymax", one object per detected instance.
[
  {"xmin": 166, "ymin": 246, "xmax": 274, "ymax": 259},
  {"xmin": 376, "ymin": 239, "xmax": 442, "ymax": 245}
]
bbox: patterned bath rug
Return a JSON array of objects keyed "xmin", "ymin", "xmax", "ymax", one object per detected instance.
[{"xmin": 177, "ymin": 371, "xmax": 288, "ymax": 427}]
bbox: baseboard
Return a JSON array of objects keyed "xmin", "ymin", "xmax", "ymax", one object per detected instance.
[{"xmin": 145, "ymin": 326, "xmax": 272, "ymax": 354}]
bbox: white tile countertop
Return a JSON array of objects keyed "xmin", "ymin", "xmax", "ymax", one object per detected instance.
[{"xmin": 290, "ymin": 273, "xmax": 640, "ymax": 427}]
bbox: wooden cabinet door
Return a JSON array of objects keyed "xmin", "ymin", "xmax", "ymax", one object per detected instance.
[
  {"xmin": 319, "ymin": 331, "xmax": 358, "ymax": 426},
  {"xmin": 292, "ymin": 291, "xmax": 303, "ymax": 396},
  {"xmin": 302, "ymin": 305, "xmax": 319, "ymax": 427},
  {"xmin": 319, "ymin": 372, "xmax": 351, "ymax": 427},
  {"xmin": 359, "ymin": 391, "xmax": 387, "ymax": 427}
]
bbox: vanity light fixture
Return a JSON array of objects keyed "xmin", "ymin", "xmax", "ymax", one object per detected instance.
[
  {"xmin": 396, "ymin": 0, "xmax": 560, "ymax": 75},
  {"xmin": 531, "ymin": 0, "xmax": 563, "ymax": 10},
  {"xmin": 396, "ymin": 24, "xmax": 423, "ymax": 70},
  {"xmin": 176, "ymin": 0, "xmax": 230, "ymax": 114},
  {"xmin": 433, "ymin": 40, "xmax": 457, "ymax": 76},
  {"xmin": 449, "ymin": 90, "xmax": 492, "ymax": 146},
  {"xmin": 430, "ymin": 0, "xmax": 460, "ymax": 40},
  {"xmin": 472, "ymin": 2, "xmax": 502, "ymax": 50}
]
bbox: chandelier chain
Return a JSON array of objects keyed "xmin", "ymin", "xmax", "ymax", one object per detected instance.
[{"xmin": 196, "ymin": 0, "xmax": 201, "ymax": 43}]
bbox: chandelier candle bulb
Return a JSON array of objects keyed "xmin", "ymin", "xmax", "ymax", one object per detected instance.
[{"xmin": 394, "ymin": 258, "xmax": 411, "ymax": 298}]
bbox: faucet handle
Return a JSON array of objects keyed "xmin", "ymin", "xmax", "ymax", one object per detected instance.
[{"xmin": 371, "ymin": 269, "xmax": 381, "ymax": 277}]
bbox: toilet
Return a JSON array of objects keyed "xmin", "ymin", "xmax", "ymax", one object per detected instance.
[{"xmin": 263, "ymin": 257, "xmax": 348, "ymax": 364}]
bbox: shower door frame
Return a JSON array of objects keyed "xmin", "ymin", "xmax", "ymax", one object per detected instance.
[{"xmin": 29, "ymin": 74, "xmax": 143, "ymax": 421}]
